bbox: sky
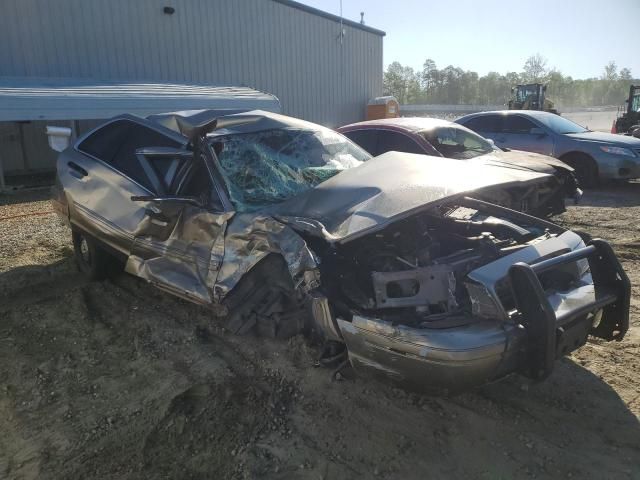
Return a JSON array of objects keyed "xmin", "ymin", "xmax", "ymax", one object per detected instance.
[{"xmin": 297, "ymin": 0, "xmax": 640, "ymax": 79}]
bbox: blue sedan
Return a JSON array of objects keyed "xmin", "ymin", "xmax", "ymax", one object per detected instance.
[{"xmin": 456, "ymin": 110, "xmax": 640, "ymax": 187}]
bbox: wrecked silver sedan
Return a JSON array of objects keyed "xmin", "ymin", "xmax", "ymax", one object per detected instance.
[{"xmin": 52, "ymin": 110, "xmax": 630, "ymax": 391}]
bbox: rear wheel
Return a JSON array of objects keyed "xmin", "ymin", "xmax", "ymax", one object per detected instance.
[
  {"xmin": 561, "ymin": 153, "xmax": 598, "ymax": 188},
  {"xmin": 222, "ymin": 255, "xmax": 308, "ymax": 339},
  {"xmin": 72, "ymin": 229, "xmax": 109, "ymax": 280}
]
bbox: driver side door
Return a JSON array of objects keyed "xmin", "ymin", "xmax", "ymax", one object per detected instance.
[
  {"xmin": 499, "ymin": 115, "xmax": 554, "ymax": 156},
  {"xmin": 125, "ymin": 148, "xmax": 232, "ymax": 306}
]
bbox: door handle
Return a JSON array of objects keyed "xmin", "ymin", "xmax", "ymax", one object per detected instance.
[{"xmin": 67, "ymin": 161, "xmax": 88, "ymax": 178}]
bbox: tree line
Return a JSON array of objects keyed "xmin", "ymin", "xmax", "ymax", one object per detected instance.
[{"xmin": 383, "ymin": 54, "xmax": 637, "ymax": 108}]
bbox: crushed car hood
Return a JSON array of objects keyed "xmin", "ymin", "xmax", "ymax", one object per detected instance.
[
  {"xmin": 270, "ymin": 151, "xmax": 553, "ymax": 243},
  {"xmin": 473, "ymin": 149, "xmax": 573, "ymax": 174}
]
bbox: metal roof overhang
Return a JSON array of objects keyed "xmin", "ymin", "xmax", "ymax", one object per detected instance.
[
  {"xmin": 271, "ymin": 0, "xmax": 386, "ymax": 36},
  {"xmin": 0, "ymin": 77, "xmax": 282, "ymax": 122}
]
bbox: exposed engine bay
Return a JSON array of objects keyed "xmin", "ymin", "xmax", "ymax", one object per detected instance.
[{"xmin": 311, "ymin": 199, "xmax": 562, "ymax": 327}]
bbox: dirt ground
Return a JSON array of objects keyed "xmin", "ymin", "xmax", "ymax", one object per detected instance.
[{"xmin": 1, "ymin": 185, "xmax": 639, "ymax": 480}]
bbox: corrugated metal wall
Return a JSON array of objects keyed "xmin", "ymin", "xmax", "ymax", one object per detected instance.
[{"xmin": 0, "ymin": 0, "xmax": 383, "ymax": 127}]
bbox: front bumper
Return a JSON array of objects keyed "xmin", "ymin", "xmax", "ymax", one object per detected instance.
[
  {"xmin": 335, "ymin": 240, "xmax": 630, "ymax": 392},
  {"xmin": 595, "ymin": 153, "xmax": 640, "ymax": 179}
]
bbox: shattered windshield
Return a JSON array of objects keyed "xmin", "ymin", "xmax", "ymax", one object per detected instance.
[
  {"xmin": 213, "ymin": 128, "xmax": 371, "ymax": 211},
  {"xmin": 422, "ymin": 126, "xmax": 494, "ymax": 159}
]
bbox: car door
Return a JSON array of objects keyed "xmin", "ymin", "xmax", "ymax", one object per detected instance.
[
  {"xmin": 65, "ymin": 118, "xmax": 185, "ymax": 255},
  {"xmin": 460, "ymin": 114, "xmax": 504, "ymax": 143},
  {"xmin": 499, "ymin": 115, "xmax": 554, "ymax": 156},
  {"xmin": 125, "ymin": 146, "xmax": 232, "ymax": 306}
]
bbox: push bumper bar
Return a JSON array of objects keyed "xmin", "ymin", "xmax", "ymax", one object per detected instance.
[{"xmin": 509, "ymin": 239, "xmax": 630, "ymax": 381}]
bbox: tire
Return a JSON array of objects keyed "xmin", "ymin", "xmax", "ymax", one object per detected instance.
[
  {"xmin": 222, "ymin": 255, "xmax": 308, "ymax": 339},
  {"xmin": 72, "ymin": 229, "xmax": 109, "ymax": 280},
  {"xmin": 561, "ymin": 153, "xmax": 598, "ymax": 188}
]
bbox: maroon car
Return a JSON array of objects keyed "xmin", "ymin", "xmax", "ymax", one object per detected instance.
[{"xmin": 338, "ymin": 117, "xmax": 580, "ymax": 217}]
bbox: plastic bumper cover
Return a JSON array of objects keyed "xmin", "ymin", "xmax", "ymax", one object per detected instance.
[{"xmin": 336, "ymin": 239, "xmax": 629, "ymax": 390}]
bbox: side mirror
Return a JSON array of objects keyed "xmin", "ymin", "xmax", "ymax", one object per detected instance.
[
  {"xmin": 486, "ymin": 138, "xmax": 497, "ymax": 148},
  {"xmin": 131, "ymin": 195, "xmax": 204, "ymax": 208},
  {"xmin": 530, "ymin": 127, "xmax": 547, "ymax": 137}
]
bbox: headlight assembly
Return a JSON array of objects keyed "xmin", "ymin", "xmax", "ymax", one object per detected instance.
[{"xmin": 599, "ymin": 146, "xmax": 636, "ymax": 158}]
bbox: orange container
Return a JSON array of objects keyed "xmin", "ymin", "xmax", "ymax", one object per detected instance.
[{"xmin": 366, "ymin": 96, "xmax": 399, "ymax": 120}]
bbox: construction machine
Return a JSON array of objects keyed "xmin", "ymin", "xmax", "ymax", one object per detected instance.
[
  {"xmin": 612, "ymin": 85, "xmax": 640, "ymax": 136},
  {"xmin": 508, "ymin": 83, "xmax": 559, "ymax": 115}
]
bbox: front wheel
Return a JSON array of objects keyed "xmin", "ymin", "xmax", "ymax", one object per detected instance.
[
  {"xmin": 562, "ymin": 154, "xmax": 598, "ymax": 188},
  {"xmin": 72, "ymin": 230, "xmax": 109, "ymax": 280},
  {"xmin": 222, "ymin": 255, "xmax": 309, "ymax": 339}
]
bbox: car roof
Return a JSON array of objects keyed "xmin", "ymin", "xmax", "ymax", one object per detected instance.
[
  {"xmin": 458, "ymin": 110, "xmax": 555, "ymax": 121},
  {"xmin": 148, "ymin": 109, "xmax": 328, "ymax": 137},
  {"xmin": 339, "ymin": 116, "xmax": 455, "ymax": 133}
]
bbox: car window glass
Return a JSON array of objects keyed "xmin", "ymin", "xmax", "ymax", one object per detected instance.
[
  {"xmin": 463, "ymin": 115, "xmax": 503, "ymax": 133},
  {"xmin": 215, "ymin": 128, "xmax": 369, "ymax": 212},
  {"xmin": 503, "ymin": 116, "xmax": 537, "ymax": 134},
  {"xmin": 422, "ymin": 127, "xmax": 493, "ymax": 159},
  {"xmin": 376, "ymin": 130, "xmax": 424, "ymax": 155},
  {"xmin": 77, "ymin": 120, "xmax": 130, "ymax": 164},
  {"xmin": 178, "ymin": 157, "xmax": 223, "ymax": 211},
  {"xmin": 342, "ymin": 130, "xmax": 378, "ymax": 155},
  {"xmin": 150, "ymin": 157, "xmax": 185, "ymax": 192},
  {"xmin": 632, "ymin": 93, "xmax": 640, "ymax": 113},
  {"xmin": 534, "ymin": 114, "xmax": 588, "ymax": 134},
  {"xmin": 78, "ymin": 120, "xmax": 181, "ymax": 192}
]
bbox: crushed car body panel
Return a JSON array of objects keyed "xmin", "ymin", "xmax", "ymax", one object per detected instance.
[
  {"xmin": 337, "ymin": 118, "xmax": 580, "ymax": 217},
  {"xmin": 337, "ymin": 316, "xmax": 522, "ymax": 391},
  {"xmin": 337, "ymin": 232, "xmax": 629, "ymax": 391},
  {"xmin": 475, "ymin": 149, "xmax": 575, "ymax": 174},
  {"xmin": 213, "ymin": 213, "xmax": 319, "ymax": 302},
  {"xmin": 271, "ymin": 151, "xmax": 553, "ymax": 243},
  {"xmin": 125, "ymin": 206, "xmax": 232, "ymax": 305}
]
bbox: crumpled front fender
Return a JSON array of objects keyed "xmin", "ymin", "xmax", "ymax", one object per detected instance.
[{"xmin": 213, "ymin": 214, "xmax": 320, "ymax": 302}]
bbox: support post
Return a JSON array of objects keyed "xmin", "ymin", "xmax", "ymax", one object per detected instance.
[
  {"xmin": 70, "ymin": 120, "xmax": 80, "ymax": 142},
  {"xmin": 0, "ymin": 150, "xmax": 5, "ymax": 192}
]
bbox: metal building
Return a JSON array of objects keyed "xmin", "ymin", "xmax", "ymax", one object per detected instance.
[
  {"xmin": 0, "ymin": 0, "xmax": 384, "ymax": 186},
  {"xmin": 0, "ymin": 0, "xmax": 384, "ymax": 126}
]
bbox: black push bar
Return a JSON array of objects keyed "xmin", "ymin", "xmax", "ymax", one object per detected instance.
[{"xmin": 508, "ymin": 239, "xmax": 630, "ymax": 380}]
